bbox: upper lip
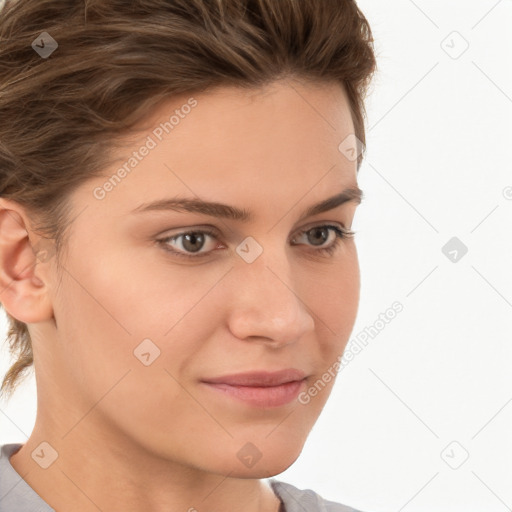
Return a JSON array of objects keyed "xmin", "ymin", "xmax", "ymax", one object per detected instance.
[{"xmin": 202, "ymin": 369, "xmax": 307, "ymax": 387}]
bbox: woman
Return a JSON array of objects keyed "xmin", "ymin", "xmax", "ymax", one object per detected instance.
[{"xmin": 0, "ymin": 0, "xmax": 377, "ymax": 510}]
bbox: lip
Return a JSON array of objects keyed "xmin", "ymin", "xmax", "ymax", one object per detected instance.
[
  {"xmin": 201, "ymin": 369, "xmax": 307, "ymax": 387},
  {"xmin": 201, "ymin": 369, "xmax": 307, "ymax": 408}
]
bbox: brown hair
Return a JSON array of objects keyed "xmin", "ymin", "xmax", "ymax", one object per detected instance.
[{"xmin": 0, "ymin": 0, "xmax": 376, "ymax": 401}]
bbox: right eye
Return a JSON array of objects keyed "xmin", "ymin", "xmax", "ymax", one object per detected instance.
[{"xmin": 157, "ymin": 227, "xmax": 222, "ymax": 260}]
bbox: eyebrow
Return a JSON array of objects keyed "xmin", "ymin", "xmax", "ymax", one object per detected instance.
[{"xmin": 130, "ymin": 185, "xmax": 363, "ymax": 222}]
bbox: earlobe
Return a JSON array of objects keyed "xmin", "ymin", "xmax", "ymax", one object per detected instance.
[{"xmin": 0, "ymin": 198, "xmax": 54, "ymax": 324}]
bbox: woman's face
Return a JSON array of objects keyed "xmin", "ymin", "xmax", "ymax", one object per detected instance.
[{"xmin": 39, "ymin": 78, "xmax": 361, "ymax": 477}]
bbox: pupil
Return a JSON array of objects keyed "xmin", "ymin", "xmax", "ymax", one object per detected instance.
[
  {"xmin": 309, "ymin": 228, "xmax": 327, "ymax": 246},
  {"xmin": 184, "ymin": 233, "xmax": 204, "ymax": 253}
]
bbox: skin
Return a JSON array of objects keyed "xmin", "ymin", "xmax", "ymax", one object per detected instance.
[{"xmin": 0, "ymin": 77, "xmax": 361, "ymax": 512}]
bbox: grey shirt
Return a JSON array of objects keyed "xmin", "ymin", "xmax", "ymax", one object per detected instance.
[{"xmin": 0, "ymin": 443, "xmax": 364, "ymax": 511}]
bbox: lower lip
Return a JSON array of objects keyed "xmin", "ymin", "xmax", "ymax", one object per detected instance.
[{"xmin": 202, "ymin": 379, "xmax": 306, "ymax": 408}]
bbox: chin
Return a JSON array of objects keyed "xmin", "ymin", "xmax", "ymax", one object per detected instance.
[
  {"xmin": 213, "ymin": 455, "xmax": 301, "ymax": 480},
  {"xmin": 207, "ymin": 437, "xmax": 305, "ymax": 479}
]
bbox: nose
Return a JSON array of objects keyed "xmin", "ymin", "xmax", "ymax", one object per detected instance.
[{"xmin": 226, "ymin": 255, "xmax": 315, "ymax": 347}]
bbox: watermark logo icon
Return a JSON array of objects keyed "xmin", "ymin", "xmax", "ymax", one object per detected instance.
[
  {"xmin": 133, "ymin": 338, "xmax": 161, "ymax": 366},
  {"xmin": 236, "ymin": 236, "xmax": 263, "ymax": 264},
  {"xmin": 441, "ymin": 31, "xmax": 469, "ymax": 60},
  {"xmin": 33, "ymin": 238, "xmax": 56, "ymax": 263},
  {"xmin": 237, "ymin": 442, "xmax": 262, "ymax": 468},
  {"xmin": 440, "ymin": 440, "xmax": 469, "ymax": 469},
  {"xmin": 338, "ymin": 134, "xmax": 364, "ymax": 162},
  {"xmin": 503, "ymin": 186, "xmax": 512, "ymax": 200},
  {"xmin": 31, "ymin": 32, "xmax": 58, "ymax": 59},
  {"xmin": 31, "ymin": 441, "xmax": 58, "ymax": 469},
  {"xmin": 442, "ymin": 237, "xmax": 468, "ymax": 263}
]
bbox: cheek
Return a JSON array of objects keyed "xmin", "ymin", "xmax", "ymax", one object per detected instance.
[
  {"xmin": 308, "ymin": 246, "xmax": 360, "ymax": 346},
  {"xmin": 52, "ymin": 248, "xmax": 211, "ymax": 400},
  {"xmin": 56, "ymin": 249, "xmax": 226, "ymax": 384},
  {"xmin": 51, "ymin": 253, "xmax": 217, "ymax": 446}
]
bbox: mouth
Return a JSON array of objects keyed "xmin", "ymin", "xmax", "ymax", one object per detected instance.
[{"xmin": 200, "ymin": 369, "xmax": 308, "ymax": 408}]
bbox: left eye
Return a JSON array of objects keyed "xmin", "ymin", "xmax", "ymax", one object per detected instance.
[{"xmin": 157, "ymin": 224, "xmax": 355, "ymax": 260}]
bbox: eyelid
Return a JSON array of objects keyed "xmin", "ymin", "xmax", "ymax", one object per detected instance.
[
  {"xmin": 156, "ymin": 220, "xmax": 348, "ymax": 240},
  {"xmin": 296, "ymin": 220, "xmax": 348, "ymax": 233},
  {"xmin": 156, "ymin": 219, "xmax": 350, "ymax": 240}
]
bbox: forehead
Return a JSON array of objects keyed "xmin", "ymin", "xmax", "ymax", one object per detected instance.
[
  {"xmin": 78, "ymin": 79, "xmax": 358, "ymax": 222},
  {"xmin": 132, "ymin": 78, "xmax": 354, "ymax": 154}
]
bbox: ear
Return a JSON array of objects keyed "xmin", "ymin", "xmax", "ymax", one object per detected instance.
[{"xmin": 0, "ymin": 198, "xmax": 54, "ymax": 324}]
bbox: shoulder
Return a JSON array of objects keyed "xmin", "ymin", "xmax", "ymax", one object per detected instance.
[
  {"xmin": 0, "ymin": 442, "xmax": 55, "ymax": 512},
  {"xmin": 268, "ymin": 478, "xmax": 367, "ymax": 512}
]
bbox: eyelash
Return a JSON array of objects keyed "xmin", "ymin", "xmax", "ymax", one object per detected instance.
[{"xmin": 156, "ymin": 224, "xmax": 355, "ymax": 261}]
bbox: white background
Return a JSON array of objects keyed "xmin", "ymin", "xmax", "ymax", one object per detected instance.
[{"xmin": 1, "ymin": 1, "xmax": 512, "ymax": 511}]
